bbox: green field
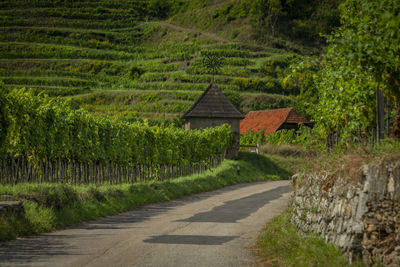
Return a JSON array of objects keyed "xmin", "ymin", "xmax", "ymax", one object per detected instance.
[{"xmin": 0, "ymin": 0, "xmax": 307, "ymax": 122}]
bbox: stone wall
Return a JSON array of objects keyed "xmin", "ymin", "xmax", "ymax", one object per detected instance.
[
  {"xmin": 0, "ymin": 201, "xmax": 24, "ymax": 217},
  {"xmin": 291, "ymin": 160, "xmax": 400, "ymax": 266}
]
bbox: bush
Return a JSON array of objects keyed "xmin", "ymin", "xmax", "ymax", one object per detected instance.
[
  {"xmin": 240, "ymin": 130, "xmax": 266, "ymax": 145},
  {"xmin": 148, "ymin": 0, "xmax": 171, "ymax": 19},
  {"xmin": 259, "ymin": 143, "xmax": 313, "ymax": 158},
  {"xmin": 241, "ymin": 94, "xmax": 293, "ymax": 113},
  {"xmin": 259, "ymin": 54, "xmax": 297, "ymax": 78},
  {"xmin": 129, "ymin": 66, "xmax": 145, "ymax": 80},
  {"xmin": 233, "ymin": 77, "xmax": 283, "ymax": 93},
  {"xmin": 266, "ymin": 125, "xmax": 320, "ymax": 150}
]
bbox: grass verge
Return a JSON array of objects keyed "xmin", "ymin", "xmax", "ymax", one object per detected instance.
[
  {"xmin": 0, "ymin": 152, "xmax": 293, "ymax": 242},
  {"xmin": 257, "ymin": 211, "xmax": 364, "ymax": 267}
]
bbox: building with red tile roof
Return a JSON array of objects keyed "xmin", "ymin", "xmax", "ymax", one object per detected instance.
[{"xmin": 240, "ymin": 108, "xmax": 310, "ymax": 136}]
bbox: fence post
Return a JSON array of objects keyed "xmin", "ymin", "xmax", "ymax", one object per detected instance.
[{"xmin": 377, "ymin": 87, "xmax": 385, "ymax": 142}]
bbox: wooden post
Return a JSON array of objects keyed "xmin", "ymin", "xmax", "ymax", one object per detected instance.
[
  {"xmin": 386, "ymin": 99, "xmax": 391, "ymax": 138},
  {"xmin": 377, "ymin": 87, "xmax": 385, "ymax": 142}
]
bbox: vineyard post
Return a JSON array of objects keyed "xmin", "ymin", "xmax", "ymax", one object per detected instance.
[{"xmin": 27, "ymin": 158, "xmax": 32, "ymax": 182}]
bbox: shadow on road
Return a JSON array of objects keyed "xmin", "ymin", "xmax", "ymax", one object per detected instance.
[
  {"xmin": 0, "ymin": 234, "xmax": 80, "ymax": 264},
  {"xmin": 178, "ymin": 185, "xmax": 291, "ymax": 223},
  {"xmin": 144, "ymin": 235, "xmax": 238, "ymax": 245}
]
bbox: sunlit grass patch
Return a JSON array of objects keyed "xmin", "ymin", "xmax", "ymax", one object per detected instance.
[{"xmin": 257, "ymin": 212, "xmax": 364, "ymax": 267}]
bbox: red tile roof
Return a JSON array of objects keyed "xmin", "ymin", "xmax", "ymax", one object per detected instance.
[{"xmin": 240, "ymin": 108, "xmax": 309, "ymax": 136}]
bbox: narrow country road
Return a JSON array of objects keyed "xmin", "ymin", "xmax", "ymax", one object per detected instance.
[{"xmin": 0, "ymin": 180, "xmax": 291, "ymax": 267}]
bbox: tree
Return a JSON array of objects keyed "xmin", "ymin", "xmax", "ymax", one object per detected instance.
[
  {"xmin": 251, "ymin": 0, "xmax": 282, "ymax": 37},
  {"xmin": 201, "ymin": 51, "xmax": 225, "ymax": 81},
  {"xmin": 148, "ymin": 0, "xmax": 171, "ymax": 19},
  {"xmin": 314, "ymin": 61, "xmax": 376, "ymax": 141},
  {"xmin": 327, "ymin": 0, "xmax": 400, "ymax": 137}
]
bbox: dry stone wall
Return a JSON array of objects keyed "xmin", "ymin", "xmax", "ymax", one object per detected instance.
[{"xmin": 291, "ymin": 160, "xmax": 400, "ymax": 266}]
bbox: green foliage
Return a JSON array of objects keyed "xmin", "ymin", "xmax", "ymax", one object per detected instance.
[
  {"xmin": 250, "ymin": 0, "xmax": 283, "ymax": 37},
  {"xmin": 233, "ymin": 77, "xmax": 282, "ymax": 94},
  {"xmin": 282, "ymin": 57, "xmax": 319, "ymax": 117},
  {"xmin": 266, "ymin": 125, "xmax": 320, "ymax": 149},
  {"xmin": 0, "ymin": 43, "xmax": 136, "ymax": 60},
  {"xmin": 0, "ymin": 82, "xmax": 9, "ymax": 149},
  {"xmin": 212, "ymin": 2, "xmax": 246, "ymax": 23},
  {"xmin": 260, "ymin": 54, "xmax": 298, "ymax": 78},
  {"xmin": 294, "ymin": 0, "xmax": 400, "ymax": 142},
  {"xmin": 314, "ymin": 62, "xmax": 376, "ymax": 140},
  {"xmin": 148, "ymin": 0, "xmax": 171, "ymax": 19},
  {"xmin": 325, "ymin": 0, "xmax": 400, "ymax": 137},
  {"xmin": 241, "ymin": 93, "xmax": 293, "ymax": 113},
  {"xmin": 31, "ymin": 87, "xmax": 92, "ymax": 97},
  {"xmin": 257, "ymin": 212, "xmax": 363, "ymax": 266},
  {"xmin": 330, "ymin": 0, "xmax": 400, "ymax": 102},
  {"xmin": 0, "ymin": 0, "xmax": 314, "ymax": 120},
  {"xmin": 129, "ymin": 66, "xmax": 145, "ymax": 80},
  {"xmin": 201, "ymin": 51, "xmax": 225, "ymax": 78},
  {"xmin": 223, "ymin": 90, "xmax": 242, "ymax": 112},
  {"xmin": 240, "ymin": 130, "xmax": 266, "ymax": 145},
  {"xmin": 246, "ymin": 0, "xmax": 340, "ymax": 44},
  {"xmin": 3, "ymin": 88, "xmax": 233, "ymax": 166}
]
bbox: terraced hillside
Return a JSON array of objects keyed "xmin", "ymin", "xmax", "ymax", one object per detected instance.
[{"xmin": 0, "ymin": 0, "xmax": 303, "ymax": 122}]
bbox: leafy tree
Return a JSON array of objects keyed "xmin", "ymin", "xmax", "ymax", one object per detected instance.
[
  {"xmin": 129, "ymin": 66, "xmax": 144, "ymax": 80},
  {"xmin": 282, "ymin": 57, "xmax": 320, "ymax": 120},
  {"xmin": 326, "ymin": 0, "xmax": 400, "ymax": 137},
  {"xmin": 148, "ymin": 0, "xmax": 171, "ymax": 19},
  {"xmin": 314, "ymin": 61, "xmax": 376, "ymax": 141},
  {"xmin": 245, "ymin": 0, "xmax": 340, "ymax": 43},
  {"xmin": 201, "ymin": 51, "xmax": 225, "ymax": 80},
  {"xmin": 251, "ymin": 0, "xmax": 283, "ymax": 37}
]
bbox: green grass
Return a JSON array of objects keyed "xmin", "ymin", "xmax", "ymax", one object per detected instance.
[
  {"xmin": 257, "ymin": 211, "xmax": 365, "ymax": 267},
  {"xmin": 0, "ymin": 152, "xmax": 293, "ymax": 242}
]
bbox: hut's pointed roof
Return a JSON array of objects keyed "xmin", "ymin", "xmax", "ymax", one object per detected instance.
[{"xmin": 182, "ymin": 83, "xmax": 244, "ymax": 119}]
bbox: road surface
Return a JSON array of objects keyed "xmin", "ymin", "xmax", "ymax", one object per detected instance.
[{"xmin": 0, "ymin": 180, "xmax": 291, "ymax": 267}]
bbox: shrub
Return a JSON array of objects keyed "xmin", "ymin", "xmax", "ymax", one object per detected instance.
[
  {"xmin": 240, "ymin": 130, "xmax": 266, "ymax": 145},
  {"xmin": 129, "ymin": 66, "xmax": 144, "ymax": 80}
]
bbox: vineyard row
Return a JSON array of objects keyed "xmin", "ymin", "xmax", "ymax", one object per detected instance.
[{"xmin": 1, "ymin": 88, "xmax": 233, "ymax": 175}]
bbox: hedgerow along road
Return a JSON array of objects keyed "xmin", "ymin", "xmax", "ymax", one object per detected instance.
[{"xmin": 0, "ymin": 180, "xmax": 291, "ymax": 267}]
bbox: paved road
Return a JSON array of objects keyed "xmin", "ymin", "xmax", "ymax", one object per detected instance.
[{"xmin": 0, "ymin": 180, "xmax": 291, "ymax": 267}]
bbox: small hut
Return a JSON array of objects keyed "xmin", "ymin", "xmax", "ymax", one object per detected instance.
[
  {"xmin": 182, "ymin": 83, "xmax": 244, "ymax": 159},
  {"xmin": 240, "ymin": 108, "xmax": 311, "ymax": 136}
]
